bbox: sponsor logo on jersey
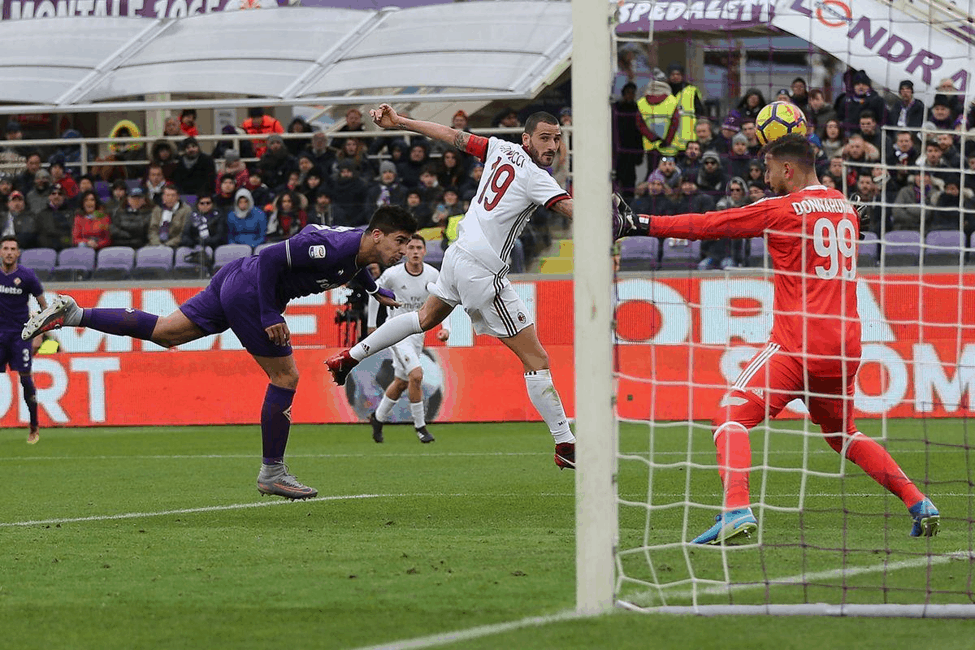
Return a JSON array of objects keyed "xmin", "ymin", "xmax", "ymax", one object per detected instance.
[
  {"xmin": 0, "ymin": 285, "xmax": 23, "ymax": 295},
  {"xmin": 517, "ymin": 311, "xmax": 527, "ymax": 324},
  {"xmin": 308, "ymin": 245, "xmax": 327, "ymax": 259},
  {"xmin": 13, "ymin": 277, "xmax": 20, "ymax": 286}
]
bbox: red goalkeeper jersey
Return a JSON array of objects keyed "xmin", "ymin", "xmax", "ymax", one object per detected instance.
[{"xmin": 648, "ymin": 185, "xmax": 861, "ymax": 377}]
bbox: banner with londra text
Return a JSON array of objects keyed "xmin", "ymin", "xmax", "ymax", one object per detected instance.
[{"xmin": 0, "ymin": 272, "xmax": 972, "ymax": 428}]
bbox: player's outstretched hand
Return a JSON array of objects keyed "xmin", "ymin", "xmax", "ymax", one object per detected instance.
[
  {"xmin": 265, "ymin": 322, "xmax": 291, "ymax": 347},
  {"xmin": 850, "ymin": 193, "xmax": 870, "ymax": 237},
  {"xmin": 370, "ymin": 104, "xmax": 400, "ymax": 129}
]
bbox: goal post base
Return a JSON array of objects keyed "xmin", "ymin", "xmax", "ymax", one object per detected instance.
[{"xmin": 618, "ymin": 602, "xmax": 975, "ymax": 618}]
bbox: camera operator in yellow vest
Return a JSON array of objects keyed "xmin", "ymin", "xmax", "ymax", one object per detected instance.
[
  {"xmin": 666, "ymin": 62, "xmax": 706, "ymax": 155},
  {"xmin": 636, "ymin": 79, "xmax": 680, "ymax": 173}
]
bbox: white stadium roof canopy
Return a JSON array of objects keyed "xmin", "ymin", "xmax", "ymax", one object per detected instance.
[{"xmin": 0, "ymin": 1, "xmax": 572, "ymax": 114}]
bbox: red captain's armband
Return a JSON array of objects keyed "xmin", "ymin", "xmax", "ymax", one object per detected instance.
[{"xmin": 465, "ymin": 134, "xmax": 489, "ymax": 161}]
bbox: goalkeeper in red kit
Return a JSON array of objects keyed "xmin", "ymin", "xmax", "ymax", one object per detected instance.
[{"xmin": 613, "ymin": 133, "xmax": 939, "ymax": 544}]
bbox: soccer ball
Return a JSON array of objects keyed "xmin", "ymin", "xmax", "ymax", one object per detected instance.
[{"xmin": 754, "ymin": 101, "xmax": 807, "ymax": 146}]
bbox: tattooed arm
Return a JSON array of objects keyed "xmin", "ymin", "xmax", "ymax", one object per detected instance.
[{"xmin": 370, "ymin": 103, "xmax": 467, "ymax": 148}]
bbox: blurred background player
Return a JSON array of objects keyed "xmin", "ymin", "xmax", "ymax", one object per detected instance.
[
  {"xmin": 327, "ymin": 104, "xmax": 577, "ymax": 470},
  {"xmin": 366, "ymin": 234, "xmax": 449, "ymax": 444},
  {"xmin": 23, "ymin": 207, "xmax": 416, "ymax": 499},
  {"xmin": 614, "ymin": 134, "xmax": 939, "ymax": 543},
  {"xmin": 0, "ymin": 236, "xmax": 47, "ymax": 443}
]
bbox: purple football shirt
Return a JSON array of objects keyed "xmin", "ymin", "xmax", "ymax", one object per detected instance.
[
  {"xmin": 0, "ymin": 265, "xmax": 42, "ymax": 331},
  {"xmin": 251, "ymin": 225, "xmax": 378, "ymax": 328}
]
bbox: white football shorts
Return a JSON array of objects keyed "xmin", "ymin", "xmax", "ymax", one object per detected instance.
[
  {"xmin": 391, "ymin": 333, "xmax": 424, "ymax": 381},
  {"xmin": 430, "ymin": 245, "xmax": 533, "ymax": 338}
]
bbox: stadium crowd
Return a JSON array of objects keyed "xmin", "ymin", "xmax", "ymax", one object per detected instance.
[
  {"xmin": 612, "ymin": 65, "xmax": 975, "ymax": 269},
  {"xmin": 3, "ymin": 67, "xmax": 974, "ymax": 278},
  {"xmin": 0, "ymin": 106, "xmax": 565, "ymax": 277}
]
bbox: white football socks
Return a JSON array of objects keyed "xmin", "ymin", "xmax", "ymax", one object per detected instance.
[
  {"xmin": 524, "ymin": 369, "xmax": 575, "ymax": 444},
  {"xmin": 375, "ymin": 395, "xmax": 396, "ymax": 423},
  {"xmin": 410, "ymin": 401, "xmax": 426, "ymax": 429},
  {"xmin": 350, "ymin": 312, "xmax": 423, "ymax": 361}
]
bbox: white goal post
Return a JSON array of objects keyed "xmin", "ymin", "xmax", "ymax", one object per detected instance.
[{"xmin": 572, "ymin": 0, "xmax": 618, "ymax": 615}]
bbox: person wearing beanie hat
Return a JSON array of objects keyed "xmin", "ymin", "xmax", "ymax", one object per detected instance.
[
  {"xmin": 837, "ymin": 68, "xmax": 886, "ymax": 136},
  {"xmin": 928, "ymin": 94, "xmax": 955, "ymax": 130},
  {"xmin": 632, "ymin": 166, "xmax": 674, "ymax": 223},
  {"xmin": 241, "ymin": 107, "xmax": 284, "ymax": 158},
  {"xmin": 179, "ymin": 109, "xmax": 198, "ymax": 137},
  {"xmin": 171, "ymin": 133, "xmax": 216, "ymax": 198},
  {"xmin": 636, "ymin": 78, "xmax": 681, "ymax": 172},
  {"xmin": 258, "ymin": 130, "xmax": 298, "ymax": 191},
  {"xmin": 888, "ymin": 79, "xmax": 924, "ymax": 129},
  {"xmin": 367, "ymin": 159, "xmax": 406, "ymax": 209}
]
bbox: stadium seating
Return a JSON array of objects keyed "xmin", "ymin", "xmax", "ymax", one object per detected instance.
[
  {"xmin": 20, "ymin": 247, "xmax": 57, "ymax": 280},
  {"xmin": 882, "ymin": 231, "xmax": 921, "ymax": 267},
  {"xmin": 424, "ymin": 243, "xmax": 445, "ymax": 269},
  {"xmin": 131, "ymin": 245, "xmax": 175, "ymax": 280},
  {"xmin": 125, "ymin": 179, "xmax": 142, "ymax": 192},
  {"xmin": 253, "ymin": 242, "xmax": 275, "ymax": 255},
  {"xmin": 94, "ymin": 180, "xmax": 111, "ymax": 202},
  {"xmin": 52, "ymin": 247, "xmax": 96, "ymax": 281},
  {"xmin": 858, "ymin": 232, "xmax": 879, "ymax": 268},
  {"xmin": 618, "ymin": 236, "xmax": 658, "ymax": 271},
  {"xmin": 747, "ymin": 237, "xmax": 766, "ymax": 267},
  {"xmin": 212, "ymin": 244, "xmax": 251, "ymax": 272},
  {"xmin": 93, "ymin": 246, "xmax": 136, "ymax": 280},
  {"xmin": 659, "ymin": 237, "xmax": 700, "ymax": 270},
  {"xmin": 172, "ymin": 246, "xmax": 211, "ymax": 280},
  {"xmin": 924, "ymin": 230, "xmax": 966, "ymax": 267},
  {"xmin": 182, "ymin": 195, "xmax": 197, "ymax": 207}
]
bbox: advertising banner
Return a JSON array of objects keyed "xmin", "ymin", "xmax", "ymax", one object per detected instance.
[
  {"xmin": 771, "ymin": 0, "xmax": 972, "ymax": 96},
  {"xmin": 616, "ymin": 0, "xmax": 776, "ymax": 33},
  {"xmin": 1, "ymin": 273, "xmax": 972, "ymax": 427}
]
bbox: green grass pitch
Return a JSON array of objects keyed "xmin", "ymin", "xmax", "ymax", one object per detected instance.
[{"xmin": 1, "ymin": 419, "xmax": 973, "ymax": 649}]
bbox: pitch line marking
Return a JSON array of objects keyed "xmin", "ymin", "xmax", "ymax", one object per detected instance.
[{"xmin": 0, "ymin": 493, "xmax": 387, "ymax": 527}]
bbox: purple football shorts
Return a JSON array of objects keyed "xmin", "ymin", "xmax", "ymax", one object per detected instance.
[{"xmin": 179, "ymin": 259, "xmax": 292, "ymax": 358}]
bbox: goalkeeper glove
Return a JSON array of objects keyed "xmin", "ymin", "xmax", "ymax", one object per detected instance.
[
  {"xmin": 612, "ymin": 193, "xmax": 650, "ymax": 239},
  {"xmin": 849, "ymin": 194, "xmax": 871, "ymax": 238}
]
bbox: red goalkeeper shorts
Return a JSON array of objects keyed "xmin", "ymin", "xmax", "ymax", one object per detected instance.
[{"xmin": 712, "ymin": 343, "xmax": 858, "ymax": 435}]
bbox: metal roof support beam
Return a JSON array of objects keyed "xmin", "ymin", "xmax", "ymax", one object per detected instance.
[
  {"xmin": 53, "ymin": 18, "xmax": 176, "ymax": 108},
  {"xmin": 508, "ymin": 27, "xmax": 574, "ymax": 95}
]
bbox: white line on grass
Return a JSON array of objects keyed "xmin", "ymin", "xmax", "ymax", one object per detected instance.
[
  {"xmin": 353, "ymin": 551, "xmax": 974, "ymax": 650},
  {"xmin": 0, "ymin": 494, "xmax": 386, "ymax": 527},
  {"xmin": 349, "ymin": 609, "xmax": 586, "ymax": 650},
  {"xmin": 621, "ymin": 550, "xmax": 974, "ymax": 608}
]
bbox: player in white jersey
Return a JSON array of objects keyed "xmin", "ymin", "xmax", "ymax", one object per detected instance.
[
  {"xmin": 366, "ymin": 235, "xmax": 449, "ymax": 444},
  {"xmin": 328, "ymin": 105, "xmax": 578, "ymax": 470}
]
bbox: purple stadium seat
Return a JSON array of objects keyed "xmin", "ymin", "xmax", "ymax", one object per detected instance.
[
  {"xmin": 173, "ymin": 246, "xmax": 212, "ymax": 280},
  {"xmin": 253, "ymin": 242, "xmax": 275, "ymax": 255},
  {"xmin": 213, "ymin": 244, "xmax": 252, "ymax": 271},
  {"xmin": 20, "ymin": 248, "xmax": 57, "ymax": 280},
  {"xmin": 182, "ymin": 195, "xmax": 197, "ymax": 208},
  {"xmin": 125, "ymin": 179, "xmax": 142, "ymax": 191},
  {"xmin": 93, "ymin": 246, "xmax": 135, "ymax": 280},
  {"xmin": 924, "ymin": 230, "xmax": 965, "ymax": 266},
  {"xmin": 619, "ymin": 236, "xmax": 658, "ymax": 271},
  {"xmin": 658, "ymin": 237, "xmax": 700, "ymax": 270},
  {"xmin": 94, "ymin": 180, "xmax": 111, "ymax": 202},
  {"xmin": 424, "ymin": 243, "xmax": 445, "ymax": 269},
  {"xmin": 52, "ymin": 247, "xmax": 96, "ymax": 281},
  {"xmin": 747, "ymin": 237, "xmax": 766, "ymax": 267},
  {"xmin": 882, "ymin": 231, "xmax": 921, "ymax": 267},
  {"xmin": 858, "ymin": 232, "xmax": 879, "ymax": 268},
  {"xmin": 131, "ymin": 245, "xmax": 175, "ymax": 280}
]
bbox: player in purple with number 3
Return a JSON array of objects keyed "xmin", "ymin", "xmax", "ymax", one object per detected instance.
[
  {"xmin": 0, "ymin": 236, "xmax": 48, "ymax": 444},
  {"xmin": 23, "ymin": 206, "xmax": 417, "ymax": 499}
]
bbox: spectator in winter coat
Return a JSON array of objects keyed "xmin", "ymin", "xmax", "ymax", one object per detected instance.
[
  {"xmin": 216, "ymin": 149, "xmax": 249, "ymax": 191},
  {"xmin": 214, "ymin": 174, "xmax": 239, "ymax": 215},
  {"xmin": 258, "ymin": 134, "xmax": 297, "ymax": 192},
  {"xmin": 26, "ymin": 169, "xmax": 53, "ymax": 215},
  {"xmin": 696, "ymin": 150, "xmax": 728, "ymax": 201},
  {"xmin": 265, "ymin": 191, "xmax": 307, "ymax": 243},
  {"xmin": 109, "ymin": 187, "xmax": 152, "ymax": 249},
  {"xmin": 180, "ymin": 195, "xmax": 228, "ymax": 250},
  {"xmin": 397, "ymin": 142, "xmax": 429, "ymax": 189},
  {"xmin": 887, "ymin": 80, "xmax": 925, "ymax": 129},
  {"xmin": 71, "ymin": 190, "xmax": 111, "ymax": 250},
  {"xmin": 148, "ymin": 184, "xmax": 191, "ymax": 248},
  {"xmin": 35, "ymin": 184, "xmax": 74, "ymax": 250},
  {"xmin": 330, "ymin": 159, "xmax": 368, "ymax": 225},
  {"xmin": 149, "ymin": 138, "xmax": 178, "ymax": 180},
  {"xmin": 365, "ymin": 161, "xmax": 407, "ymax": 209},
  {"xmin": 227, "ymin": 188, "xmax": 266, "ymax": 248},
  {"xmin": 700, "ymin": 176, "xmax": 748, "ymax": 269},
  {"xmin": 171, "ymin": 137, "xmax": 217, "ymax": 198},
  {"xmin": 285, "ymin": 117, "xmax": 313, "ymax": 157}
]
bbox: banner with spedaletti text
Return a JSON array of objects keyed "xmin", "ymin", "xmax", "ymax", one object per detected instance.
[
  {"xmin": 771, "ymin": 0, "xmax": 974, "ymax": 97},
  {"xmin": 1, "ymin": 272, "xmax": 972, "ymax": 428}
]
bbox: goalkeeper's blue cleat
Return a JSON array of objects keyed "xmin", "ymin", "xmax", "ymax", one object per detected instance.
[
  {"xmin": 908, "ymin": 498, "xmax": 940, "ymax": 537},
  {"xmin": 691, "ymin": 507, "xmax": 758, "ymax": 545}
]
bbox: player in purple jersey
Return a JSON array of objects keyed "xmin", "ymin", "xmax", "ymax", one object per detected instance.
[
  {"xmin": 0, "ymin": 236, "xmax": 48, "ymax": 444},
  {"xmin": 23, "ymin": 207, "xmax": 417, "ymax": 499}
]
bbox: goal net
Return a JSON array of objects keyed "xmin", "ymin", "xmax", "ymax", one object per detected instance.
[{"xmin": 574, "ymin": 0, "xmax": 975, "ymax": 617}]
